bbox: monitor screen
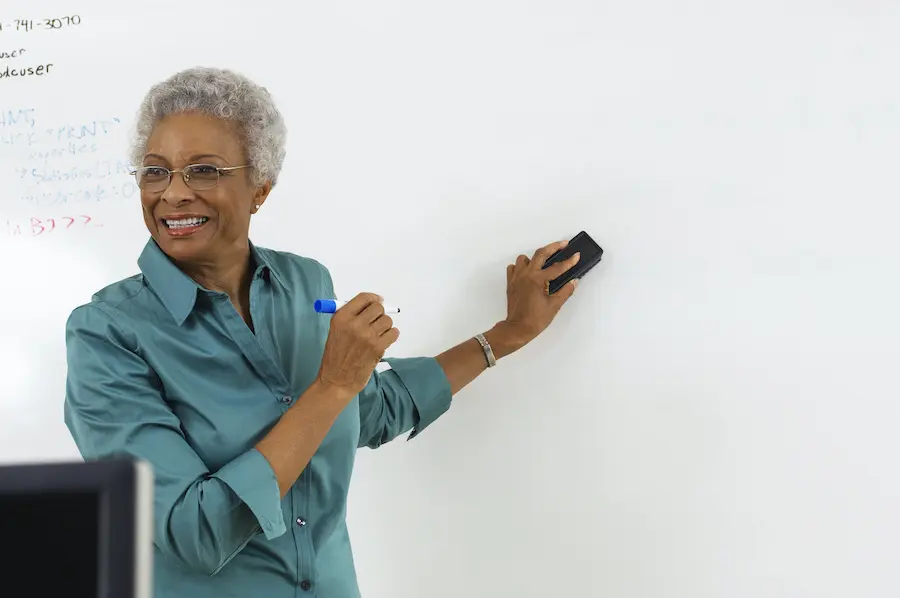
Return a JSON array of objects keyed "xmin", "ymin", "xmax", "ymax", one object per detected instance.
[
  {"xmin": 0, "ymin": 489, "xmax": 101, "ymax": 597},
  {"xmin": 0, "ymin": 458, "xmax": 153, "ymax": 598}
]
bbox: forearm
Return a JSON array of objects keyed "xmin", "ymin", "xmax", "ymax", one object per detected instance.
[
  {"xmin": 435, "ymin": 321, "xmax": 525, "ymax": 395},
  {"xmin": 255, "ymin": 380, "xmax": 352, "ymax": 497}
]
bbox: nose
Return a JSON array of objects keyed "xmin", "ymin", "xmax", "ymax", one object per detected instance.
[{"xmin": 160, "ymin": 170, "xmax": 195, "ymax": 206}]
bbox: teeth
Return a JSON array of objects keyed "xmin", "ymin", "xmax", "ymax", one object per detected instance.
[{"xmin": 165, "ymin": 217, "xmax": 208, "ymax": 229}]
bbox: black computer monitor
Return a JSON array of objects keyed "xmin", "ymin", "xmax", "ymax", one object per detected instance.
[{"xmin": 0, "ymin": 458, "xmax": 153, "ymax": 598}]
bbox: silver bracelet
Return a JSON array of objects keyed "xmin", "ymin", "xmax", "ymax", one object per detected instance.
[{"xmin": 474, "ymin": 333, "xmax": 497, "ymax": 368}]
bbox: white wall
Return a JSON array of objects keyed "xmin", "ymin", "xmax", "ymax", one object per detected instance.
[{"xmin": 1, "ymin": 1, "xmax": 899, "ymax": 596}]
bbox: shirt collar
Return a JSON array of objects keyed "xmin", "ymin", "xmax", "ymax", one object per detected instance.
[
  {"xmin": 137, "ymin": 238, "xmax": 284, "ymax": 326},
  {"xmin": 250, "ymin": 240, "xmax": 287, "ymax": 289}
]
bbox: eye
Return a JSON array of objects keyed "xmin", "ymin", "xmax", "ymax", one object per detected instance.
[
  {"xmin": 186, "ymin": 164, "xmax": 220, "ymax": 182},
  {"xmin": 141, "ymin": 167, "xmax": 168, "ymax": 179},
  {"xmin": 191, "ymin": 164, "xmax": 219, "ymax": 175}
]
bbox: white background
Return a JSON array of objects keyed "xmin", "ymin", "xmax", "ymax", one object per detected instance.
[{"xmin": 1, "ymin": 1, "xmax": 899, "ymax": 596}]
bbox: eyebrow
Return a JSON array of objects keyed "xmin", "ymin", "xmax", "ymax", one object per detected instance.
[
  {"xmin": 142, "ymin": 153, "xmax": 229, "ymax": 163},
  {"xmin": 190, "ymin": 154, "xmax": 228, "ymax": 162}
]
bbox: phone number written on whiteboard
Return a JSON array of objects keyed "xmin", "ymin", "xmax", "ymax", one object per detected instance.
[{"xmin": 0, "ymin": 16, "xmax": 81, "ymax": 33}]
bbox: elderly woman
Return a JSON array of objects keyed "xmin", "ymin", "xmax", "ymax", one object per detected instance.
[{"xmin": 64, "ymin": 67, "xmax": 580, "ymax": 598}]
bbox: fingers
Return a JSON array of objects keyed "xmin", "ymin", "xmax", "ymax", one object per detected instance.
[
  {"xmin": 506, "ymin": 264, "xmax": 514, "ymax": 285},
  {"xmin": 371, "ymin": 314, "xmax": 393, "ymax": 335},
  {"xmin": 378, "ymin": 326, "xmax": 401, "ymax": 349},
  {"xmin": 542, "ymin": 252, "xmax": 581, "ymax": 280},
  {"xmin": 515, "ymin": 254, "xmax": 529, "ymax": 269},
  {"xmin": 552, "ymin": 279, "xmax": 578, "ymax": 303},
  {"xmin": 531, "ymin": 239, "xmax": 569, "ymax": 267},
  {"xmin": 359, "ymin": 300, "xmax": 385, "ymax": 324},
  {"xmin": 342, "ymin": 292, "xmax": 383, "ymax": 316},
  {"xmin": 335, "ymin": 293, "xmax": 397, "ymax": 344}
]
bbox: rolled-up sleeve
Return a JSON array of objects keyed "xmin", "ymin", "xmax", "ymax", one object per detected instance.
[
  {"xmin": 357, "ymin": 357, "xmax": 452, "ymax": 449},
  {"xmin": 314, "ymin": 259, "xmax": 452, "ymax": 448},
  {"xmin": 63, "ymin": 304, "xmax": 286, "ymax": 576}
]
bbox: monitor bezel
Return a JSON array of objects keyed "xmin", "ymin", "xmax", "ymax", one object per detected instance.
[{"xmin": 0, "ymin": 458, "xmax": 153, "ymax": 598}]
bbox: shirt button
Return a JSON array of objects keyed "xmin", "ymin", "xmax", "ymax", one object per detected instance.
[
  {"xmin": 296, "ymin": 517, "xmax": 306, "ymax": 527},
  {"xmin": 280, "ymin": 396, "xmax": 292, "ymax": 404},
  {"xmin": 300, "ymin": 580, "xmax": 312, "ymax": 591}
]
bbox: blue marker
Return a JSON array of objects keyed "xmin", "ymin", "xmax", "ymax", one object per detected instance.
[{"xmin": 314, "ymin": 299, "xmax": 400, "ymax": 314}]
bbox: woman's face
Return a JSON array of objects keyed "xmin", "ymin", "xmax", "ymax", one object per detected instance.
[{"xmin": 139, "ymin": 111, "xmax": 271, "ymax": 266}]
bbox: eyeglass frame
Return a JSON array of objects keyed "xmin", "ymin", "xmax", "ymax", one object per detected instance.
[{"xmin": 129, "ymin": 163, "xmax": 252, "ymax": 192}]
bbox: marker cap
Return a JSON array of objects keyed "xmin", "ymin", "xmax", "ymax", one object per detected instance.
[{"xmin": 313, "ymin": 299, "xmax": 338, "ymax": 313}]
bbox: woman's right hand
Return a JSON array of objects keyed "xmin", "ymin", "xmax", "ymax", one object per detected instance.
[{"xmin": 315, "ymin": 292, "xmax": 400, "ymax": 399}]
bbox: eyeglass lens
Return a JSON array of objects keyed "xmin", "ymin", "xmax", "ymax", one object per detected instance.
[{"xmin": 135, "ymin": 165, "xmax": 220, "ymax": 192}]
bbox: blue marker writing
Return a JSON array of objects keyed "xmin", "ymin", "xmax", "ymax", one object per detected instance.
[{"xmin": 314, "ymin": 299, "xmax": 400, "ymax": 314}]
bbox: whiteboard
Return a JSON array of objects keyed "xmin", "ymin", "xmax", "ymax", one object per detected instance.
[{"xmin": 2, "ymin": 1, "xmax": 899, "ymax": 597}]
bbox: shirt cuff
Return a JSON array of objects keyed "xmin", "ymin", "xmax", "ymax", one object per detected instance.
[
  {"xmin": 383, "ymin": 356, "xmax": 452, "ymax": 439},
  {"xmin": 211, "ymin": 448, "xmax": 286, "ymax": 540}
]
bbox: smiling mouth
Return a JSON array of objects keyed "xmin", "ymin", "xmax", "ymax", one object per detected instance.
[
  {"xmin": 161, "ymin": 216, "xmax": 210, "ymax": 237},
  {"xmin": 163, "ymin": 216, "xmax": 209, "ymax": 229}
]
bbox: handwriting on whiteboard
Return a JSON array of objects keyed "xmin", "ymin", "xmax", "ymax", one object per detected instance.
[
  {"xmin": 0, "ymin": 63, "xmax": 52, "ymax": 79},
  {"xmin": 0, "ymin": 108, "xmax": 35, "ymax": 127},
  {"xmin": 1, "ymin": 117, "xmax": 121, "ymax": 144},
  {"xmin": 0, "ymin": 16, "xmax": 80, "ymax": 80},
  {"xmin": 0, "ymin": 16, "xmax": 81, "ymax": 33},
  {"xmin": 19, "ymin": 181, "xmax": 138, "ymax": 206},
  {"xmin": 0, "ymin": 48, "xmax": 25, "ymax": 60},
  {"xmin": 5, "ymin": 214, "xmax": 99, "ymax": 239},
  {"xmin": 0, "ymin": 107, "xmax": 132, "ymax": 206},
  {"xmin": 17, "ymin": 158, "xmax": 133, "ymax": 182}
]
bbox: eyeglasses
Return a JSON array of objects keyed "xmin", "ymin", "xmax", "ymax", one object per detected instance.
[{"xmin": 130, "ymin": 164, "xmax": 251, "ymax": 192}]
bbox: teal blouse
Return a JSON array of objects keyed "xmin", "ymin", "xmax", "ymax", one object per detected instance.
[{"xmin": 64, "ymin": 239, "xmax": 453, "ymax": 598}]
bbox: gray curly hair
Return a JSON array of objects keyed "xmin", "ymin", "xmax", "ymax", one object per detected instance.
[{"xmin": 128, "ymin": 66, "xmax": 287, "ymax": 187}]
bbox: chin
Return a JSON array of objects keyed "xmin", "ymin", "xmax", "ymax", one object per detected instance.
[
  {"xmin": 158, "ymin": 240, "xmax": 199, "ymax": 261},
  {"xmin": 154, "ymin": 225, "xmax": 213, "ymax": 263}
]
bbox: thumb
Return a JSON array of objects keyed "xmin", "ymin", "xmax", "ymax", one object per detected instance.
[{"xmin": 553, "ymin": 278, "xmax": 578, "ymax": 303}]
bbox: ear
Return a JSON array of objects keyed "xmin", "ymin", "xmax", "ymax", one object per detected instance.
[{"xmin": 251, "ymin": 181, "xmax": 273, "ymax": 213}]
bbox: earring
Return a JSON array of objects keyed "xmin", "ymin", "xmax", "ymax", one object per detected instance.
[{"xmin": 254, "ymin": 204, "xmax": 260, "ymax": 211}]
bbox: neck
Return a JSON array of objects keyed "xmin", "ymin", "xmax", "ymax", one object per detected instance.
[{"xmin": 180, "ymin": 243, "xmax": 253, "ymax": 303}]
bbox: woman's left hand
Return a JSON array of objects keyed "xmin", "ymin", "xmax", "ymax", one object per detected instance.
[{"xmin": 494, "ymin": 239, "xmax": 581, "ymax": 353}]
